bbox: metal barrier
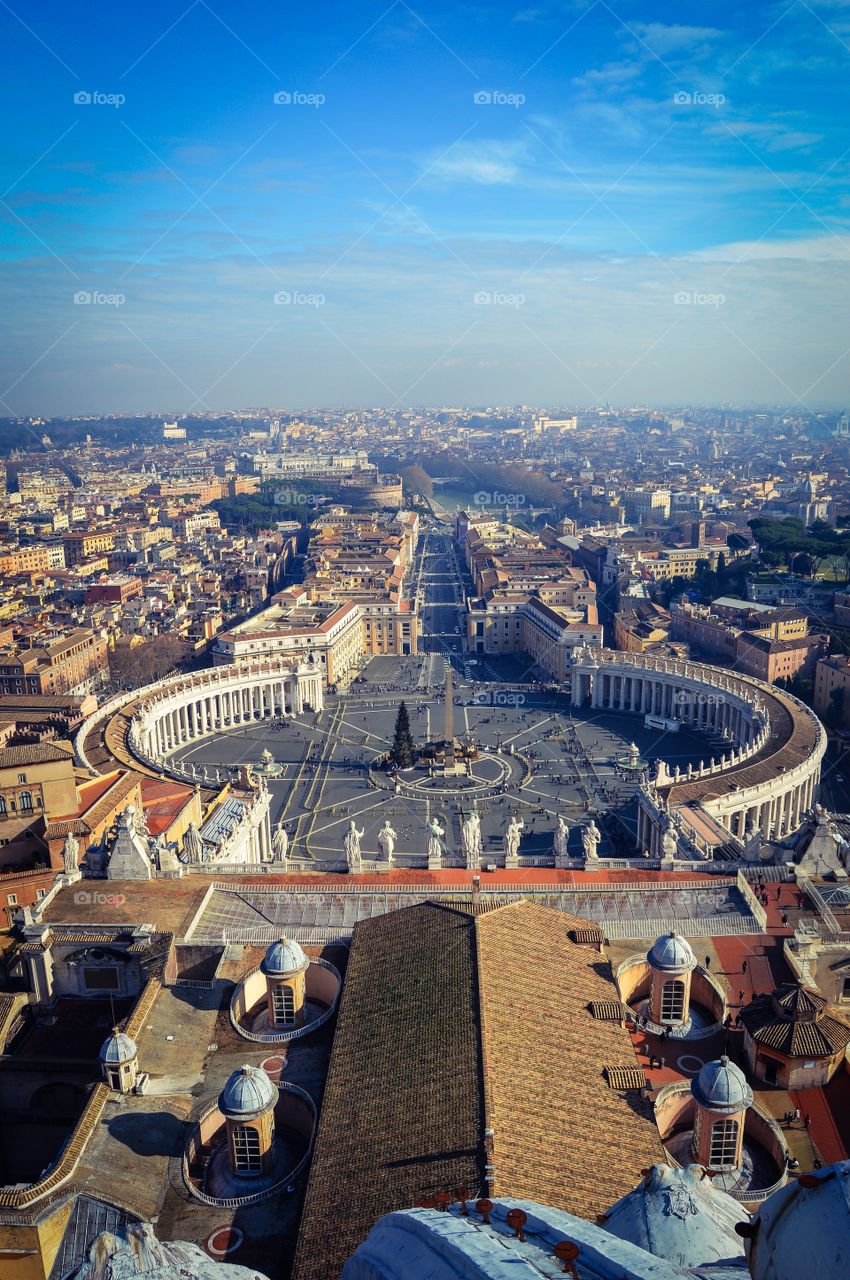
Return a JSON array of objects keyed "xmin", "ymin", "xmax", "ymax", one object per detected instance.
[{"xmin": 182, "ymin": 1081, "xmax": 317, "ymax": 1208}]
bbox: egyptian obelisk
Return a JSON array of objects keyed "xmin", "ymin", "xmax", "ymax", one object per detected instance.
[{"xmin": 444, "ymin": 663, "xmax": 454, "ymax": 747}]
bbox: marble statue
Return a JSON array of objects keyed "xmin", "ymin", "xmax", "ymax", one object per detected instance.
[
  {"xmin": 582, "ymin": 819, "xmax": 601, "ymax": 862},
  {"xmin": 343, "ymin": 820, "xmax": 364, "ymax": 872},
  {"xmin": 461, "ymin": 810, "xmax": 482, "ymax": 870},
  {"xmin": 272, "ymin": 824, "xmax": 289, "ymax": 862},
  {"xmin": 182, "ymin": 822, "xmax": 204, "ymax": 863},
  {"xmin": 62, "ymin": 830, "xmax": 80, "ymax": 875},
  {"xmin": 426, "ymin": 816, "xmax": 446, "ymax": 868},
  {"xmin": 554, "ymin": 814, "xmax": 570, "ymax": 863},
  {"xmin": 76, "ymin": 1221, "xmax": 270, "ymax": 1280},
  {"xmin": 377, "ymin": 819, "xmax": 397, "ymax": 862},
  {"xmin": 655, "ymin": 759, "xmax": 671, "ymax": 787},
  {"xmin": 504, "ymin": 815, "xmax": 524, "ymax": 866},
  {"xmin": 661, "ymin": 824, "xmax": 678, "ymax": 861}
]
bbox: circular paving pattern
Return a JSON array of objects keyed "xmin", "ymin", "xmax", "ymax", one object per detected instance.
[
  {"xmin": 168, "ymin": 666, "xmax": 726, "ymax": 867},
  {"xmin": 390, "ymin": 748, "xmax": 521, "ymax": 800},
  {"xmin": 677, "ymin": 1054, "xmax": 706, "ymax": 1076},
  {"xmin": 207, "ymin": 1226, "xmax": 244, "ymax": 1256}
]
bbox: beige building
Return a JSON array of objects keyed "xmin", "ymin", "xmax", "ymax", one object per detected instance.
[
  {"xmin": 63, "ymin": 531, "xmax": 115, "ymax": 565},
  {"xmin": 614, "ymin": 601, "xmax": 672, "ymax": 653},
  {"xmin": 467, "ymin": 580, "xmax": 603, "ymax": 681},
  {"xmin": 214, "ymin": 510, "xmax": 420, "ymax": 679},
  {"xmin": 814, "ymin": 653, "xmax": 850, "ymax": 726},
  {"xmin": 0, "ymin": 629, "xmax": 109, "ymax": 696},
  {"xmin": 671, "ymin": 600, "xmax": 826, "ymax": 685}
]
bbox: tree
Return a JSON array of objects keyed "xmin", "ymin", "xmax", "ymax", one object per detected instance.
[
  {"xmin": 827, "ymin": 686, "xmax": 846, "ymax": 729},
  {"xmin": 107, "ymin": 634, "xmax": 187, "ymax": 692},
  {"xmin": 389, "ymin": 701, "xmax": 415, "ymax": 768}
]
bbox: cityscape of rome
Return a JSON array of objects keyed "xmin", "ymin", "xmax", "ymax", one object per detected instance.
[{"xmin": 1, "ymin": 3, "xmax": 850, "ymax": 1280}]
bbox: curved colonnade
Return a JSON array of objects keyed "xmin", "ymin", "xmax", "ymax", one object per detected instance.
[
  {"xmin": 81, "ymin": 645, "xmax": 825, "ymax": 869},
  {"xmin": 126, "ymin": 658, "xmax": 325, "ymax": 766},
  {"xmin": 572, "ymin": 647, "xmax": 826, "ymax": 856}
]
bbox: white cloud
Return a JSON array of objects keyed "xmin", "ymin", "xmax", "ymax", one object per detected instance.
[
  {"xmin": 425, "ymin": 140, "xmax": 526, "ymax": 185},
  {"xmin": 689, "ymin": 234, "xmax": 850, "ymax": 262},
  {"xmin": 629, "ymin": 22, "xmax": 725, "ymax": 56},
  {"xmin": 718, "ymin": 118, "xmax": 823, "ymax": 153}
]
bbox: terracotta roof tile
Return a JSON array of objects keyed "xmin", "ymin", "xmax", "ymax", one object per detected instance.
[
  {"xmin": 291, "ymin": 902, "xmax": 484, "ymax": 1280},
  {"xmin": 475, "ymin": 901, "xmax": 666, "ymax": 1221},
  {"xmin": 0, "ymin": 741, "xmax": 74, "ymax": 767},
  {"xmin": 294, "ymin": 898, "xmax": 666, "ymax": 1278}
]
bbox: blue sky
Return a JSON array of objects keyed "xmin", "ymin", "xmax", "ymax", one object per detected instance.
[{"xmin": 1, "ymin": 0, "xmax": 849, "ymax": 414}]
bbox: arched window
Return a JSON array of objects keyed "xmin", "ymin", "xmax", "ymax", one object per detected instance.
[
  {"xmin": 19, "ymin": 791, "xmax": 32, "ymax": 812},
  {"xmin": 231, "ymin": 1123, "xmax": 261, "ymax": 1173},
  {"xmin": 709, "ymin": 1118, "xmax": 739, "ymax": 1168},
  {"xmin": 660, "ymin": 978, "xmax": 685, "ymax": 1022},
  {"xmin": 272, "ymin": 983, "xmax": 295, "ymax": 1026},
  {"xmin": 0, "ymin": 796, "xmax": 6, "ymax": 816}
]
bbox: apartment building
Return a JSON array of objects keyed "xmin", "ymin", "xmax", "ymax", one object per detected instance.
[
  {"xmin": 0, "ymin": 628, "xmax": 109, "ymax": 696},
  {"xmin": 614, "ymin": 600, "xmax": 673, "ymax": 653},
  {"xmin": 63, "ymin": 530, "xmax": 116, "ymax": 565},
  {"xmin": 814, "ymin": 653, "xmax": 850, "ymax": 727},
  {"xmin": 671, "ymin": 598, "xmax": 827, "ymax": 684}
]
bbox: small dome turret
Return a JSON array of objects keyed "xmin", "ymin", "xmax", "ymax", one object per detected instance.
[
  {"xmin": 647, "ymin": 930, "xmax": 696, "ymax": 974},
  {"xmin": 99, "ymin": 1028, "xmax": 137, "ymax": 1066},
  {"xmin": 692, "ymin": 1055, "xmax": 753, "ymax": 1115},
  {"xmin": 218, "ymin": 1064, "xmax": 277, "ymax": 1121},
  {"xmin": 260, "ymin": 936, "xmax": 308, "ymax": 977}
]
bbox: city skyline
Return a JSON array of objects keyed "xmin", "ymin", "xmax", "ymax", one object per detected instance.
[{"xmin": 1, "ymin": 1, "xmax": 849, "ymax": 413}]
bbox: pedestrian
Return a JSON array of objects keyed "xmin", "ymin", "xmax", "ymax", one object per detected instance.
[
  {"xmin": 794, "ymin": 1108, "xmax": 801, "ymax": 1124},
  {"xmin": 742, "ymin": 958, "xmax": 748, "ymax": 974},
  {"xmin": 705, "ymin": 955, "xmax": 711, "ymax": 968},
  {"xmin": 804, "ymin": 1113, "xmax": 811, "ymax": 1129},
  {"xmin": 776, "ymin": 885, "xmax": 782, "ymax": 900},
  {"xmin": 738, "ymin": 989, "xmax": 745, "ymax": 1003}
]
